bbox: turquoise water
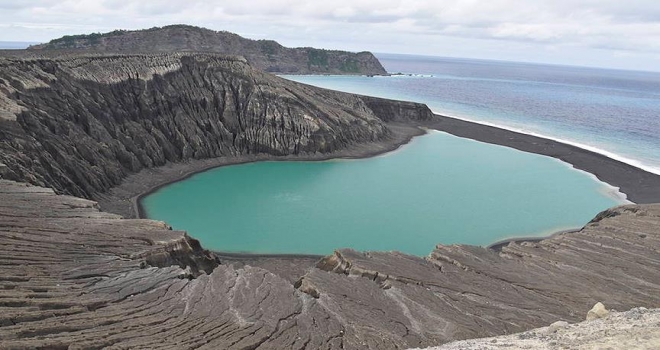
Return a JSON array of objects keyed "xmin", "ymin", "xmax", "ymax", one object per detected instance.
[{"xmin": 142, "ymin": 132, "xmax": 623, "ymax": 256}]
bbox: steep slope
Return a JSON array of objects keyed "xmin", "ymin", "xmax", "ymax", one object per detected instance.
[
  {"xmin": 0, "ymin": 180, "xmax": 659, "ymax": 349},
  {"xmin": 0, "ymin": 52, "xmax": 432, "ymax": 199},
  {"xmin": 28, "ymin": 25, "xmax": 388, "ymax": 75}
]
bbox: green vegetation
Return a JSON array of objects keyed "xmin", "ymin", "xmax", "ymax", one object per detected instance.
[
  {"xmin": 307, "ymin": 49, "xmax": 329, "ymax": 68},
  {"xmin": 49, "ymin": 30, "xmax": 127, "ymax": 46},
  {"xmin": 34, "ymin": 25, "xmax": 386, "ymax": 75},
  {"xmin": 50, "ymin": 33, "xmax": 101, "ymax": 46},
  {"xmin": 259, "ymin": 40, "xmax": 280, "ymax": 58},
  {"xmin": 107, "ymin": 30, "xmax": 128, "ymax": 36},
  {"xmin": 157, "ymin": 24, "xmax": 197, "ymax": 30},
  {"xmin": 339, "ymin": 59, "xmax": 359, "ymax": 73}
]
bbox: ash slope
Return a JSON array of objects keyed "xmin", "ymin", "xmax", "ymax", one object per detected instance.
[
  {"xmin": 1, "ymin": 180, "xmax": 659, "ymax": 349},
  {"xmin": 0, "ymin": 52, "xmax": 431, "ymax": 199},
  {"xmin": 28, "ymin": 25, "xmax": 388, "ymax": 76}
]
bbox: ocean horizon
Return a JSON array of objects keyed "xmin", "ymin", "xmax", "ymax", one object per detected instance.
[
  {"xmin": 376, "ymin": 52, "xmax": 660, "ymax": 74},
  {"xmin": 0, "ymin": 41, "xmax": 39, "ymax": 49},
  {"xmin": 283, "ymin": 53, "xmax": 660, "ymax": 176}
]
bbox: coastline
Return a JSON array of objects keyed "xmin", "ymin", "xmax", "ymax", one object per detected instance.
[
  {"xmin": 422, "ymin": 115, "xmax": 660, "ymax": 204},
  {"xmin": 95, "ymin": 123, "xmax": 426, "ymax": 219},
  {"xmin": 436, "ymin": 112, "xmax": 660, "ymax": 176},
  {"xmin": 486, "ymin": 228, "xmax": 580, "ymax": 252}
]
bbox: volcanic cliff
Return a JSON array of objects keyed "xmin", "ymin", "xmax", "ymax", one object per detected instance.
[
  {"xmin": 28, "ymin": 25, "xmax": 388, "ymax": 76},
  {"xmin": 0, "ymin": 52, "xmax": 430, "ymax": 200}
]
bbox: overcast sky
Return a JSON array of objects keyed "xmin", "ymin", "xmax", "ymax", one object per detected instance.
[{"xmin": 1, "ymin": 0, "xmax": 659, "ymax": 71}]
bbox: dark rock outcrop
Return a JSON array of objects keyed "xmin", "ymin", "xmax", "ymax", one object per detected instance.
[
  {"xmin": 29, "ymin": 25, "xmax": 388, "ymax": 75},
  {"xmin": 1, "ymin": 180, "xmax": 659, "ymax": 349},
  {"xmin": 0, "ymin": 52, "xmax": 431, "ymax": 199},
  {"xmin": 361, "ymin": 95, "xmax": 435, "ymax": 123}
]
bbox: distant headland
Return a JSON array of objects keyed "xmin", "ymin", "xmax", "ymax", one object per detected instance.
[{"xmin": 28, "ymin": 24, "xmax": 388, "ymax": 76}]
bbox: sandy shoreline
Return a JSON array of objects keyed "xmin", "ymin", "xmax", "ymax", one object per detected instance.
[
  {"xmin": 423, "ymin": 116, "xmax": 660, "ymax": 204},
  {"xmin": 485, "ymin": 228, "xmax": 580, "ymax": 252},
  {"xmin": 95, "ymin": 123, "xmax": 426, "ymax": 219},
  {"xmin": 96, "ymin": 114, "xmax": 660, "ymax": 259}
]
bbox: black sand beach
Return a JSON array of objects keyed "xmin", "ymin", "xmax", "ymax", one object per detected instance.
[
  {"xmin": 423, "ymin": 116, "xmax": 660, "ymax": 204},
  {"xmin": 95, "ymin": 123, "xmax": 425, "ymax": 219}
]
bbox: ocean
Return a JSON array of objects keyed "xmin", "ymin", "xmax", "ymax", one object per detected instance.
[
  {"xmin": 141, "ymin": 54, "xmax": 653, "ymax": 256},
  {"xmin": 0, "ymin": 42, "xmax": 38, "ymax": 49},
  {"xmin": 285, "ymin": 53, "xmax": 660, "ymax": 175}
]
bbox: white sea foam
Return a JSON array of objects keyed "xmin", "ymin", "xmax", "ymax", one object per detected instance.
[
  {"xmin": 432, "ymin": 110, "xmax": 660, "ymax": 176},
  {"xmin": 427, "ymin": 128, "xmax": 632, "ymax": 204},
  {"xmin": 556, "ymin": 159, "xmax": 633, "ymax": 204}
]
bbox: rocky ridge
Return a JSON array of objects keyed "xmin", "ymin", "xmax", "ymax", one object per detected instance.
[
  {"xmin": 0, "ymin": 179, "xmax": 658, "ymax": 349},
  {"xmin": 1, "ymin": 44, "xmax": 659, "ymax": 349},
  {"xmin": 0, "ymin": 52, "xmax": 432, "ymax": 199},
  {"xmin": 28, "ymin": 25, "xmax": 388, "ymax": 75}
]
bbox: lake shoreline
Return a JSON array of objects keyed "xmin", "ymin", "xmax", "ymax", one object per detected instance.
[
  {"xmin": 423, "ymin": 116, "xmax": 660, "ymax": 204},
  {"xmin": 96, "ymin": 113, "xmax": 660, "ymax": 259},
  {"xmin": 95, "ymin": 123, "xmax": 426, "ymax": 220}
]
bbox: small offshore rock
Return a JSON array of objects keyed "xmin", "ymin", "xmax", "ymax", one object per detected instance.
[{"xmin": 587, "ymin": 302, "xmax": 609, "ymax": 321}]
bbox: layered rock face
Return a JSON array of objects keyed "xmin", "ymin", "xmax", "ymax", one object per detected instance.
[
  {"xmin": 0, "ymin": 52, "xmax": 432, "ymax": 199},
  {"xmin": 28, "ymin": 25, "xmax": 388, "ymax": 75},
  {"xmin": 1, "ymin": 180, "xmax": 659, "ymax": 349}
]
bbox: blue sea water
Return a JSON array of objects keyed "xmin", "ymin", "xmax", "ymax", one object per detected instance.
[
  {"xmin": 0, "ymin": 41, "xmax": 38, "ymax": 49},
  {"xmin": 284, "ymin": 54, "xmax": 660, "ymax": 174}
]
